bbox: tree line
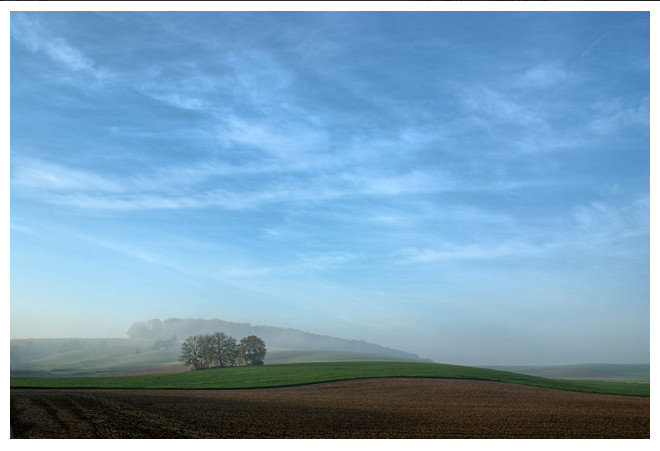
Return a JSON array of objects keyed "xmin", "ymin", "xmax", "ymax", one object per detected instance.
[{"xmin": 179, "ymin": 333, "xmax": 266, "ymax": 370}]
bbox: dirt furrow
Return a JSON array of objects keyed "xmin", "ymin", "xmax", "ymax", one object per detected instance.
[{"xmin": 10, "ymin": 378, "xmax": 650, "ymax": 439}]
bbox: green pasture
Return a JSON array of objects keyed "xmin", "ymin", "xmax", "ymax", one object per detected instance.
[{"xmin": 10, "ymin": 361, "xmax": 649, "ymax": 396}]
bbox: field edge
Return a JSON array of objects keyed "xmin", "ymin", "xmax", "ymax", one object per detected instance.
[{"xmin": 10, "ymin": 361, "xmax": 650, "ymax": 397}]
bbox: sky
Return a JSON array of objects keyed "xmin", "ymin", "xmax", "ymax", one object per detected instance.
[{"xmin": 8, "ymin": 7, "xmax": 650, "ymax": 366}]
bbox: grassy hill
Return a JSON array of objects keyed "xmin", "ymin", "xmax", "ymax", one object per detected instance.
[
  {"xmin": 10, "ymin": 338, "xmax": 180, "ymax": 376},
  {"xmin": 10, "ymin": 338, "xmax": 423, "ymax": 376},
  {"xmin": 126, "ymin": 318, "xmax": 427, "ymax": 361},
  {"xmin": 10, "ymin": 361, "xmax": 649, "ymax": 397},
  {"xmin": 265, "ymin": 349, "xmax": 422, "ymax": 364}
]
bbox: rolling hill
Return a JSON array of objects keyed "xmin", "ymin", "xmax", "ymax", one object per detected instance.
[
  {"xmin": 10, "ymin": 318, "xmax": 430, "ymax": 376},
  {"xmin": 484, "ymin": 363, "xmax": 650, "ymax": 381},
  {"xmin": 126, "ymin": 317, "xmax": 428, "ymax": 361}
]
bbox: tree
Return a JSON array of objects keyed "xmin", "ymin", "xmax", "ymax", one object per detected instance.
[
  {"xmin": 179, "ymin": 335, "xmax": 206, "ymax": 370},
  {"xmin": 238, "ymin": 335, "xmax": 267, "ymax": 366},
  {"xmin": 211, "ymin": 332, "xmax": 238, "ymax": 367},
  {"xmin": 198, "ymin": 334, "xmax": 217, "ymax": 368},
  {"xmin": 179, "ymin": 332, "xmax": 266, "ymax": 370}
]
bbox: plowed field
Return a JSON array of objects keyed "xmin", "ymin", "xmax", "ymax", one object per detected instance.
[{"xmin": 10, "ymin": 378, "xmax": 649, "ymax": 438}]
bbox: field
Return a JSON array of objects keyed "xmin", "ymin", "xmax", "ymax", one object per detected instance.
[
  {"xmin": 11, "ymin": 361, "xmax": 649, "ymax": 438},
  {"xmin": 10, "ymin": 361, "xmax": 650, "ymax": 396},
  {"xmin": 487, "ymin": 363, "xmax": 650, "ymax": 380},
  {"xmin": 10, "ymin": 378, "xmax": 649, "ymax": 438}
]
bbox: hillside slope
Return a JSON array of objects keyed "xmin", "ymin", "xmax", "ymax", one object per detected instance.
[
  {"xmin": 127, "ymin": 317, "xmax": 428, "ymax": 361},
  {"xmin": 11, "ymin": 318, "xmax": 430, "ymax": 375}
]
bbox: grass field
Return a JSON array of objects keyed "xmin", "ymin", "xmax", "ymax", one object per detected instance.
[{"xmin": 10, "ymin": 361, "xmax": 649, "ymax": 396}]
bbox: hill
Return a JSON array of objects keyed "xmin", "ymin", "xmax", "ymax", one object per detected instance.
[
  {"xmin": 9, "ymin": 340, "xmax": 429, "ymax": 376},
  {"xmin": 10, "ymin": 318, "xmax": 429, "ymax": 376},
  {"xmin": 484, "ymin": 364, "xmax": 650, "ymax": 381},
  {"xmin": 10, "ymin": 338, "xmax": 180, "ymax": 376},
  {"xmin": 126, "ymin": 318, "xmax": 428, "ymax": 361}
]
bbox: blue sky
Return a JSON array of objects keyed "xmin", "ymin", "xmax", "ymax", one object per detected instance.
[{"xmin": 9, "ymin": 10, "xmax": 650, "ymax": 365}]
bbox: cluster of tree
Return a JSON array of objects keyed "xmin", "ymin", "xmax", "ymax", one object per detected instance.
[{"xmin": 179, "ymin": 333, "xmax": 266, "ymax": 370}]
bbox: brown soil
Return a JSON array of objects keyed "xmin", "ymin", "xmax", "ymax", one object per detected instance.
[{"xmin": 10, "ymin": 378, "xmax": 649, "ymax": 439}]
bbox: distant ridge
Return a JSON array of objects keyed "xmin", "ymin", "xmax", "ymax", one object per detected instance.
[
  {"xmin": 127, "ymin": 318, "xmax": 430, "ymax": 362},
  {"xmin": 484, "ymin": 363, "xmax": 650, "ymax": 380}
]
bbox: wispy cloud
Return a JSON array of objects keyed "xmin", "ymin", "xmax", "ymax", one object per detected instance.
[
  {"xmin": 461, "ymin": 86, "xmax": 544, "ymax": 128},
  {"xmin": 10, "ymin": 222, "xmax": 35, "ymax": 236},
  {"xmin": 145, "ymin": 91, "xmax": 207, "ymax": 111},
  {"xmin": 45, "ymin": 38, "xmax": 96, "ymax": 73},
  {"xmin": 297, "ymin": 252, "xmax": 363, "ymax": 270},
  {"xmin": 341, "ymin": 169, "xmax": 454, "ymax": 196},
  {"xmin": 391, "ymin": 192, "xmax": 649, "ymax": 266},
  {"xmin": 573, "ymin": 195, "xmax": 649, "ymax": 245},
  {"xmin": 135, "ymin": 64, "xmax": 217, "ymax": 111},
  {"xmin": 11, "ymin": 13, "xmax": 106, "ymax": 80},
  {"xmin": 211, "ymin": 252, "xmax": 363, "ymax": 282},
  {"xmin": 214, "ymin": 264, "xmax": 277, "ymax": 279},
  {"xmin": 579, "ymin": 33, "xmax": 608, "ymax": 60},
  {"xmin": 224, "ymin": 49, "xmax": 294, "ymax": 105},
  {"xmin": 10, "ymin": 146, "xmax": 529, "ymax": 213},
  {"xmin": 220, "ymin": 115, "xmax": 327, "ymax": 161},
  {"xmin": 519, "ymin": 64, "xmax": 569, "ymax": 88},
  {"xmin": 588, "ymin": 97, "xmax": 650, "ymax": 135},
  {"xmin": 396, "ymin": 242, "xmax": 538, "ymax": 265},
  {"xmin": 12, "ymin": 158, "xmax": 122, "ymax": 193}
]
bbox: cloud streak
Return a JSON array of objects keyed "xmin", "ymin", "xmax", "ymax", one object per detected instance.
[
  {"xmin": 396, "ymin": 242, "xmax": 537, "ymax": 264},
  {"xmin": 11, "ymin": 13, "xmax": 106, "ymax": 79},
  {"xmin": 12, "ymin": 158, "xmax": 122, "ymax": 193},
  {"xmin": 519, "ymin": 64, "xmax": 569, "ymax": 88},
  {"xmin": 11, "ymin": 153, "xmax": 524, "ymax": 212}
]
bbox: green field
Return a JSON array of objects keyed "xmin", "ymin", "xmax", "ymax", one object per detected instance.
[{"xmin": 10, "ymin": 361, "xmax": 649, "ymax": 397}]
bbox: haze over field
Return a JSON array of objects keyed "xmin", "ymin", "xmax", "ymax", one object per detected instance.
[{"xmin": 9, "ymin": 9, "xmax": 649, "ymax": 366}]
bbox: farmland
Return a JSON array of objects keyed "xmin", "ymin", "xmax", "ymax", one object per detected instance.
[
  {"xmin": 10, "ymin": 361, "xmax": 650, "ymax": 396},
  {"xmin": 11, "ymin": 379, "xmax": 649, "ymax": 438},
  {"xmin": 11, "ymin": 361, "xmax": 649, "ymax": 438}
]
